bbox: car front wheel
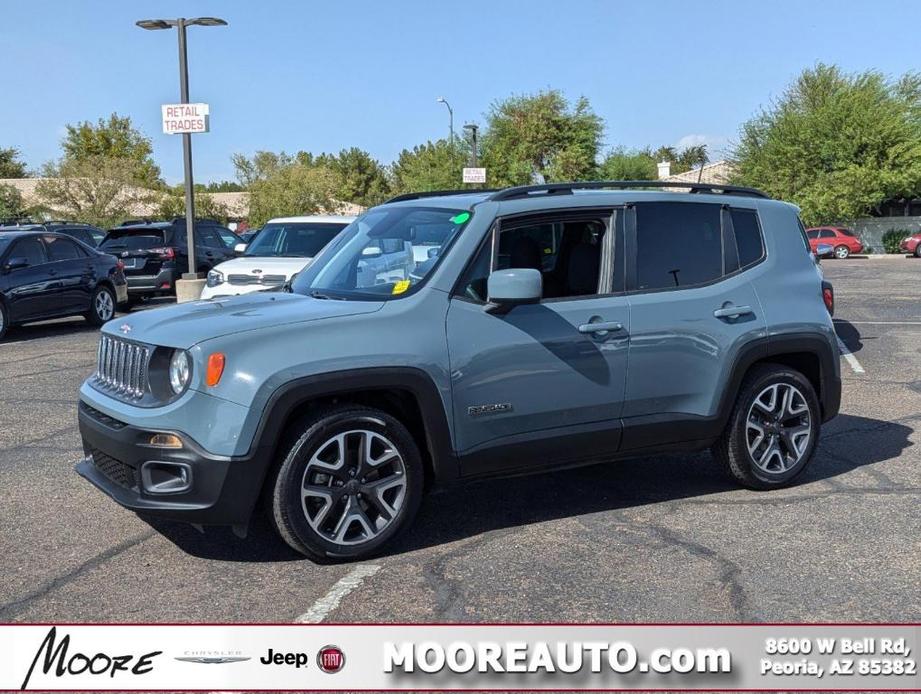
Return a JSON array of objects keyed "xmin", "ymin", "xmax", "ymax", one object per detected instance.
[
  {"xmin": 712, "ymin": 364, "xmax": 820, "ymax": 490},
  {"xmin": 268, "ymin": 405, "xmax": 424, "ymax": 561},
  {"xmin": 86, "ymin": 285, "xmax": 116, "ymax": 325},
  {"xmin": 914, "ymin": 244, "xmax": 921, "ymax": 258},
  {"xmin": 834, "ymin": 244, "xmax": 850, "ymax": 259}
]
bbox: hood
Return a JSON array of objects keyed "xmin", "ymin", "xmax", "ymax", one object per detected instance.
[
  {"xmin": 104, "ymin": 292, "xmax": 384, "ymax": 349},
  {"xmin": 212, "ymin": 255, "xmax": 314, "ymax": 277}
]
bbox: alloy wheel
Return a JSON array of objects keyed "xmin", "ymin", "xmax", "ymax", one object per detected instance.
[
  {"xmin": 835, "ymin": 245, "xmax": 849, "ymax": 259},
  {"xmin": 746, "ymin": 383, "xmax": 812, "ymax": 473},
  {"xmin": 95, "ymin": 290, "xmax": 114, "ymax": 321},
  {"xmin": 300, "ymin": 429, "xmax": 407, "ymax": 546}
]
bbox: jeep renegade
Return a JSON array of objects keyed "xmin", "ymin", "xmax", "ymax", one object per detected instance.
[{"xmin": 77, "ymin": 181, "xmax": 841, "ymax": 560}]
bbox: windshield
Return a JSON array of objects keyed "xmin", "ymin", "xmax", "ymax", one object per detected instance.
[
  {"xmin": 100, "ymin": 230, "xmax": 167, "ymax": 251},
  {"xmin": 245, "ymin": 222, "xmax": 347, "ymax": 258},
  {"xmin": 292, "ymin": 206, "xmax": 472, "ymax": 299}
]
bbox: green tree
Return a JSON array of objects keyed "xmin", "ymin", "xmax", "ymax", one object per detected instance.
[
  {"xmin": 390, "ymin": 139, "xmax": 468, "ymax": 193},
  {"xmin": 232, "ymin": 150, "xmax": 293, "ymax": 187},
  {"xmin": 733, "ymin": 64, "xmax": 921, "ymax": 225},
  {"xmin": 322, "ymin": 147, "xmax": 390, "ymax": 207},
  {"xmin": 0, "ymin": 183, "xmax": 26, "ymax": 220},
  {"xmin": 599, "ymin": 147, "xmax": 657, "ymax": 180},
  {"xmin": 246, "ymin": 162, "xmax": 340, "ymax": 227},
  {"xmin": 158, "ymin": 187, "xmax": 230, "ymax": 223},
  {"xmin": 195, "ymin": 180, "xmax": 245, "ymax": 193},
  {"xmin": 62, "ymin": 114, "xmax": 162, "ymax": 187},
  {"xmin": 35, "ymin": 156, "xmax": 158, "ymax": 228},
  {"xmin": 0, "ymin": 147, "xmax": 28, "ymax": 178},
  {"xmin": 481, "ymin": 90, "xmax": 603, "ymax": 186}
]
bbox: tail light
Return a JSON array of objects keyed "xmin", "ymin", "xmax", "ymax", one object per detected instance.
[
  {"xmin": 821, "ymin": 280, "xmax": 834, "ymax": 316},
  {"xmin": 148, "ymin": 246, "xmax": 176, "ymax": 260}
]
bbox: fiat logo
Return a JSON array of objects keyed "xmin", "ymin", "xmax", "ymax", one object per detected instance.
[{"xmin": 316, "ymin": 645, "xmax": 345, "ymax": 673}]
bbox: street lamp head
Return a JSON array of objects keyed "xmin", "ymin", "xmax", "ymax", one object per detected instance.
[
  {"xmin": 436, "ymin": 96, "xmax": 446, "ymax": 103},
  {"xmin": 187, "ymin": 17, "xmax": 228, "ymax": 27},
  {"xmin": 136, "ymin": 19, "xmax": 173, "ymax": 30}
]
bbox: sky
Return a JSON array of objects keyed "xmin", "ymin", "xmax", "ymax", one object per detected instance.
[{"xmin": 1, "ymin": 0, "xmax": 919, "ymax": 185}]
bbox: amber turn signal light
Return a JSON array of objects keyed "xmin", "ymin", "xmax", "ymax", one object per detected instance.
[
  {"xmin": 148, "ymin": 433, "xmax": 182, "ymax": 448},
  {"xmin": 206, "ymin": 352, "xmax": 226, "ymax": 387}
]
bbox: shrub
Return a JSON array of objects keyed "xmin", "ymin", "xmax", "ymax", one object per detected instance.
[{"xmin": 882, "ymin": 229, "xmax": 912, "ymax": 254}]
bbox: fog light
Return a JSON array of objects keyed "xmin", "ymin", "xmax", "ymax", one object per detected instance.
[
  {"xmin": 141, "ymin": 461, "xmax": 192, "ymax": 494},
  {"xmin": 149, "ymin": 433, "xmax": 182, "ymax": 448}
]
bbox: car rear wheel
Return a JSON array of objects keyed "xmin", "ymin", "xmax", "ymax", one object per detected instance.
[
  {"xmin": 86, "ymin": 285, "xmax": 116, "ymax": 325},
  {"xmin": 834, "ymin": 244, "xmax": 850, "ymax": 259},
  {"xmin": 268, "ymin": 405, "xmax": 424, "ymax": 561},
  {"xmin": 915, "ymin": 244, "xmax": 921, "ymax": 258},
  {"xmin": 712, "ymin": 364, "xmax": 820, "ymax": 490}
]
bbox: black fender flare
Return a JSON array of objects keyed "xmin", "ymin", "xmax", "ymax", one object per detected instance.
[
  {"xmin": 716, "ymin": 332, "xmax": 841, "ymax": 426},
  {"xmin": 245, "ymin": 366, "xmax": 458, "ymax": 486}
]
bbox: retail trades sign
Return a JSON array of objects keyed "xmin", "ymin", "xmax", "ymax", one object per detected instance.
[{"xmin": 161, "ymin": 103, "xmax": 210, "ymax": 134}]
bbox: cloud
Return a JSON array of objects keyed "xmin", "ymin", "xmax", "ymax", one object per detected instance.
[{"xmin": 676, "ymin": 133, "xmax": 730, "ymax": 156}]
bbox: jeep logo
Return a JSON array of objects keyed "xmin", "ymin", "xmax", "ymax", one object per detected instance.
[{"xmin": 260, "ymin": 648, "xmax": 309, "ymax": 668}]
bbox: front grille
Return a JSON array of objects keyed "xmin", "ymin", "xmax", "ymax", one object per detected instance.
[
  {"xmin": 227, "ymin": 274, "xmax": 286, "ymax": 286},
  {"xmin": 94, "ymin": 335, "xmax": 151, "ymax": 400},
  {"xmin": 89, "ymin": 447, "xmax": 139, "ymax": 489}
]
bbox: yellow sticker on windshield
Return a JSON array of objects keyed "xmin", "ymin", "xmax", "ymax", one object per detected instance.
[{"xmin": 392, "ymin": 280, "xmax": 411, "ymax": 295}]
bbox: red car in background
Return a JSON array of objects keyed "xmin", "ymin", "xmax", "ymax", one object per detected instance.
[
  {"xmin": 898, "ymin": 232, "xmax": 921, "ymax": 257},
  {"xmin": 806, "ymin": 226, "xmax": 864, "ymax": 259}
]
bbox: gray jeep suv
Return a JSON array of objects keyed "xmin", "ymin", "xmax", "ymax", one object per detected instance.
[{"xmin": 76, "ymin": 181, "xmax": 841, "ymax": 560}]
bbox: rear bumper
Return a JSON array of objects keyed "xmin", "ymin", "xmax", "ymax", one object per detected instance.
[
  {"xmin": 76, "ymin": 400, "xmax": 266, "ymax": 526},
  {"xmin": 125, "ymin": 268, "xmax": 179, "ymax": 296}
]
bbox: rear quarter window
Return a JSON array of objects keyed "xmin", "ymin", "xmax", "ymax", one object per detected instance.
[{"xmin": 730, "ymin": 209, "xmax": 765, "ymax": 269}]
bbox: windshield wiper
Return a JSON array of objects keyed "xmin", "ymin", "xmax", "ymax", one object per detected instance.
[{"xmin": 309, "ymin": 290, "xmax": 332, "ymax": 300}]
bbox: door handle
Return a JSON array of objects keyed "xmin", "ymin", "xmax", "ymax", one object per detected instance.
[
  {"xmin": 713, "ymin": 305, "xmax": 753, "ymax": 319},
  {"xmin": 578, "ymin": 320, "xmax": 624, "ymax": 334}
]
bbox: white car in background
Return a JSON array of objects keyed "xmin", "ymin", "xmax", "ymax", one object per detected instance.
[{"xmin": 200, "ymin": 215, "xmax": 355, "ymax": 299}]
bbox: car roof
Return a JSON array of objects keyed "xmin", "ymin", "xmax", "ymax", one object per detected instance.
[{"xmin": 267, "ymin": 215, "xmax": 357, "ymax": 224}]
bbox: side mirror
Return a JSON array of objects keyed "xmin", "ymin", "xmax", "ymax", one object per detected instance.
[
  {"xmin": 815, "ymin": 243, "xmax": 834, "ymax": 260},
  {"xmin": 362, "ymin": 246, "xmax": 383, "ymax": 257},
  {"xmin": 3, "ymin": 256, "xmax": 29, "ymax": 272},
  {"xmin": 233, "ymin": 243, "xmax": 247, "ymax": 255},
  {"xmin": 486, "ymin": 269, "xmax": 542, "ymax": 313}
]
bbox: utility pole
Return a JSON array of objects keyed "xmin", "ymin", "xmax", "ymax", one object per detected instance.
[{"xmin": 176, "ymin": 20, "xmax": 196, "ymax": 277}]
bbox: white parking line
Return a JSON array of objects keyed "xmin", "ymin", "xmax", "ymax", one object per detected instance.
[
  {"xmin": 836, "ymin": 336, "xmax": 865, "ymax": 375},
  {"xmin": 294, "ymin": 564, "xmax": 380, "ymax": 623}
]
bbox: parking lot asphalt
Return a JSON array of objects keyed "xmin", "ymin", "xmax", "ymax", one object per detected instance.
[{"xmin": 1, "ymin": 259, "xmax": 919, "ymax": 625}]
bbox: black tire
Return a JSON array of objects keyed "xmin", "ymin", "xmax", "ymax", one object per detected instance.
[
  {"xmin": 834, "ymin": 244, "xmax": 850, "ymax": 259},
  {"xmin": 267, "ymin": 405, "xmax": 424, "ymax": 561},
  {"xmin": 0, "ymin": 301, "xmax": 8, "ymax": 341},
  {"xmin": 915, "ymin": 244, "xmax": 921, "ymax": 259},
  {"xmin": 85, "ymin": 285, "xmax": 116, "ymax": 326},
  {"xmin": 712, "ymin": 364, "xmax": 821, "ymax": 490}
]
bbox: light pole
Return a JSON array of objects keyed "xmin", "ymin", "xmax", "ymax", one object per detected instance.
[
  {"xmin": 436, "ymin": 96, "xmax": 454, "ymax": 146},
  {"xmin": 463, "ymin": 123, "xmax": 479, "ymax": 167},
  {"xmin": 136, "ymin": 17, "xmax": 227, "ymax": 278}
]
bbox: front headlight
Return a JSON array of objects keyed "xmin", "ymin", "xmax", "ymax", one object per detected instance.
[
  {"xmin": 168, "ymin": 350, "xmax": 191, "ymax": 395},
  {"xmin": 206, "ymin": 269, "xmax": 224, "ymax": 287}
]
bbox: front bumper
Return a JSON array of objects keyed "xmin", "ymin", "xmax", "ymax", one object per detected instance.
[
  {"xmin": 899, "ymin": 239, "xmax": 920, "ymax": 253},
  {"xmin": 76, "ymin": 400, "xmax": 266, "ymax": 526}
]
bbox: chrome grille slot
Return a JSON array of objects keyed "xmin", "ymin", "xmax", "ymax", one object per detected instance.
[
  {"xmin": 227, "ymin": 273, "xmax": 287, "ymax": 286},
  {"xmin": 94, "ymin": 335, "xmax": 151, "ymax": 400}
]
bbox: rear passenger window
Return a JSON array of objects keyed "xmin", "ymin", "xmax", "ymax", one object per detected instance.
[
  {"xmin": 634, "ymin": 202, "xmax": 722, "ymax": 290},
  {"xmin": 730, "ymin": 209, "xmax": 764, "ymax": 268},
  {"xmin": 46, "ymin": 237, "xmax": 83, "ymax": 261}
]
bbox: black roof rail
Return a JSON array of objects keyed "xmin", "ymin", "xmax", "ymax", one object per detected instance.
[
  {"xmin": 488, "ymin": 180, "xmax": 770, "ymax": 202},
  {"xmin": 386, "ymin": 189, "xmax": 499, "ymax": 204}
]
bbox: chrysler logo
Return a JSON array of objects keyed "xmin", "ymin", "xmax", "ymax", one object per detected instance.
[
  {"xmin": 118, "ymin": 323, "xmax": 132, "ymax": 334},
  {"xmin": 174, "ymin": 656, "xmax": 251, "ymax": 664}
]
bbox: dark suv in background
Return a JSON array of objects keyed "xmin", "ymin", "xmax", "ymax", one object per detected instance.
[
  {"xmin": 0, "ymin": 221, "xmax": 107, "ymax": 248},
  {"xmin": 98, "ymin": 218, "xmax": 240, "ymax": 303}
]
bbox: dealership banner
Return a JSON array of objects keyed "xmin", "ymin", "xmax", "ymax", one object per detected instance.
[{"xmin": 0, "ymin": 624, "xmax": 917, "ymax": 691}]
